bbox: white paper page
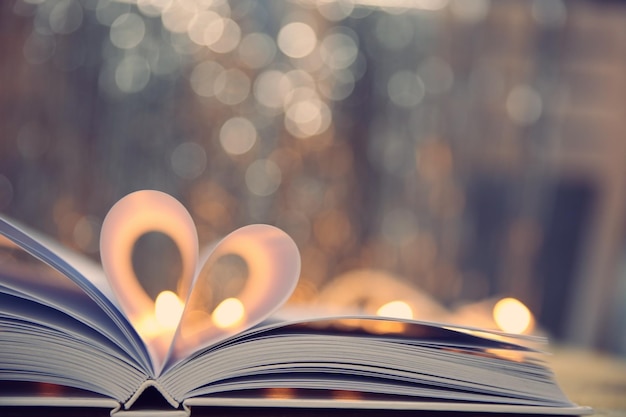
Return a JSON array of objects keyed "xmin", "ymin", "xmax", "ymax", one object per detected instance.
[
  {"xmin": 0, "ymin": 217, "xmax": 115, "ymax": 302},
  {"xmin": 0, "ymin": 318, "xmax": 146, "ymax": 402},
  {"xmin": 0, "ymin": 216, "xmax": 152, "ymax": 373},
  {"xmin": 0, "ymin": 267, "xmax": 145, "ymax": 361},
  {"xmin": 167, "ymin": 336, "xmax": 568, "ymax": 407},
  {"xmin": 0, "ymin": 291, "xmax": 142, "ymax": 368},
  {"xmin": 159, "ymin": 316, "xmax": 572, "ymax": 408},
  {"xmin": 165, "ymin": 224, "xmax": 300, "ymax": 372}
]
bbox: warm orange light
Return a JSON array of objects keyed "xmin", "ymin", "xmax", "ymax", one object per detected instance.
[
  {"xmin": 332, "ymin": 390, "xmax": 362, "ymax": 401},
  {"xmin": 264, "ymin": 387, "xmax": 296, "ymax": 399},
  {"xmin": 135, "ymin": 313, "xmax": 160, "ymax": 340},
  {"xmin": 155, "ymin": 291, "xmax": 184, "ymax": 330},
  {"xmin": 212, "ymin": 297, "xmax": 245, "ymax": 329},
  {"xmin": 492, "ymin": 297, "xmax": 533, "ymax": 334},
  {"xmin": 38, "ymin": 382, "xmax": 64, "ymax": 397},
  {"xmin": 376, "ymin": 300, "xmax": 414, "ymax": 320}
]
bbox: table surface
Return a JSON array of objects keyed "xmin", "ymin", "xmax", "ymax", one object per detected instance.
[{"xmin": 548, "ymin": 347, "xmax": 626, "ymax": 417}]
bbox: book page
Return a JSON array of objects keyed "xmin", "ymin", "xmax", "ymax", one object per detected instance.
[
  {"xmin": 0, "ymin": 264, "xmax": 138, "ymax": 357},
  {"xmin": 0, "ymin": 217, "xmax": 151, "ymax": 372},
  {"xmin": 163, "ymin": 224, "xmax": 300, "ymax": 373},
  {"xmin": 0, "ymin": 315, "xmax": 147, "ymax": 402},
  {"xmin": 158, "ymin": 316, "xmax": 572, "ymax": 408},
  {"xmin": 0, "ymin": 218, "xmax": 115, "ymax": 302}
]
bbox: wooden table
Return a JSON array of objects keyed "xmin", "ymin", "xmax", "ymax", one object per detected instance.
[{"xmin": 549, "ymin": 347, "xmax": 626, "ymax": 417}]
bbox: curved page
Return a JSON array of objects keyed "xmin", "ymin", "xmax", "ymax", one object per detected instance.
[
  {"xmin": 0, "ymin": 217, "xmax": 151, "ymax": 373},
  {"xmin": 164, "ymin": 224, "xmax": 300, "ymax": 373}
]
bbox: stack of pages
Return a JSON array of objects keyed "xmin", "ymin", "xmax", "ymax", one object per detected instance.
[{"xmin": 0, "ymin": 191, "xmax": 590, "ymax": 416}]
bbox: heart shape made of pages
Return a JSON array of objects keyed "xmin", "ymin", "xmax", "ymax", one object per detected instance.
[{"xmin": 100, "ymin": 190, "xmax": 300, "ymax": 372}]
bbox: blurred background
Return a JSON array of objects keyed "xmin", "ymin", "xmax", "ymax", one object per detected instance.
[{"xmin": 1, "ymin": 0, "xmax": 625, "ymax": 355}]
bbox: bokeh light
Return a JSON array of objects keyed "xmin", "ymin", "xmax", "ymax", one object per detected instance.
[
  {"xmin": 376, "ymin": 300, "xmax": 414, "ymax": 319},
  {"xmin": 388, "ymin": 70, "xmax": 425, "ymax": 107},
  {"xmin": 219, "ymin": 117, "xmax": 257, "ymax": 156},
  {"xmin": 493, "ymin": 298, "xmax": 534, "ymax": 334},
  {"xmin": 96, "ymin": 0, "xmax": 131, "ymax": 26},
  {"xmin": 245, "ymin": 159, "xmax": 282, "ymax": 196},
  {"xmin": 285, "ymin": 96, "xmax": 332, "ymax": 138},
  {"xmin": 208, "ymin": 18, "xmax": 241, "ymax": 54},
  {"xmin": 110, "ymin": 13, "xmax": 145, "ymax": 50},
  {"xmin": 320, "ymin": 30, "xmax": 359, "ymax": 70},
  {"xmin": 4, "ymin": 0, "xmax": 626, "ymax": 356},
  {"xmin": 115, "ymin": 54, "xmax": 151, "ymax": 93},
  {"xmin": 506, "ymin": 85, "xmax": 543, "ymax": 125},
  {"xmin": 155, "ymin": 290, "xmax": 185, "ymax": 330},
  {"xmin": 277, "ymin": 22, "xmax": 317, "ymax": 59},
  {"xmin": 212, "ymin": 297, "xmax": 245, "ymax": 329},
  {"xmin": 214, "ymin": 68, "xmax": 250, "ymax": 105},
  {"xmin": 318, "ymin": 69, "xmax": 356, "ymax": 101},
  {"xmin": 238, "ymin": 32, "xmax": 277, "ymax": 69},
  {"xmin": 171, "ymin": 142, "xmax": 207, "ymax": 180},
  {"xmin": 189, "ymin": 60, "xmax": 224, "ymax": 97},
  {"xmin": 49, "ymin": 0, "xmax": 83, "ymax": 35},
  {"xmin": 72, "ymin": 215, "xmax": 100, "ymax": 253},
  {"xmin": 187, "ymin": 10, "xmax": 223, "ymax": 46},
  {"xmin": 161, "ymin": 0, "xmax": 196, "ymax": 34},
  {"xmin": 253, "ymin": 70, "xmax": 292, "ymax": 110}
]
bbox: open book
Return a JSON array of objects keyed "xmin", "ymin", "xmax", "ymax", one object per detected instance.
[{"xmin": 0, "ymin": 190, "xmax": 590, "ymax": 416}]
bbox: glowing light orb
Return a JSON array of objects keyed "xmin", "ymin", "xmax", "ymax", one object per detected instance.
[
  {"xmin": 376, "ymin": 300, "xmax": 414, "ymax": 320},
  {"xmin": 493, "ymin": 297, "xmax": 533, "ymax": 334},
  {"xmin": 212, "ymin": 297, "xmax": 245, "ymax": 329},
  {"xmin": 277, "ymin": 22, "xmax": 317, "ymax": 59},
  {"xmin": 154, "ymin": 291, "xmax": 184, "ymax": 330}
]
